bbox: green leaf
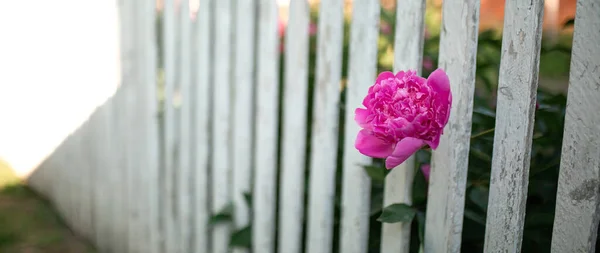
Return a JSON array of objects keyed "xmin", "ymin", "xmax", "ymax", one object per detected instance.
[
  {"xmin": 362, "ymin": 164, "xmax": 388, "ymax": 181},
  {"xmin": 377, "ymin": 203, "xmax": 417, "ymax": 223},
  {"xmin": 416, "ymin": 211, "xmax": 426, "ymax": 243},
  {"xmin": 209, "ymin": 202, "xmax": 234, "ymax": 226},
  {"xmin": 229, "ymin": 225, "xmax": 252, "ymax": 248},
  {"xmin": 469, "ymin": 186, "xmax": 489, "ymax": 212},
  {"xmin": 243, "ymin": 191, "xmax": 252, "ymax": 207},
  {"xmin": 464, "ymin": 209, "xmax": 486, "ymax": 225}
]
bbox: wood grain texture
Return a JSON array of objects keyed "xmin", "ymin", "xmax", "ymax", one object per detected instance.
[
  {"xmin": 162, "ymin": 0, "xmax": 180, "ymax": 251},
  {"xmin": 193, "ymin": 0, "xmax": 213, "ymax": 252},
  {"xmin": 253, "ymin": 0, "xmax": 280, "ymax": 252},
  {"xmin": 232, "ymin": 1, "xmax": 256, "ymax": 253},
  {"xmin": 305, "ymin": 0, "xmax": 344, "ymax": 252},
  {"xmin": 212, "ymin": 0, "xmax": 234, "ymax": 251},
  {"xmin": 277, "ymin": 0, "xmax": 310, "ymax": 252},
  {"xmin": 381, "ymin": 0, "xmax": 425, "ymax": 251},
  {"xmin": 484, "ymin": 0, "xmax": 545, "ymax": 251},
  {"xmin": 424, "ymin": 0, "xmax": 480, "ymax": 252},
  {"xmin": 339, "ymin": 0, "xmax": 379, "ymax": 252},
  {"xmin": 551, "ymin": 0, "xmax": 600, "ymax": 251}
]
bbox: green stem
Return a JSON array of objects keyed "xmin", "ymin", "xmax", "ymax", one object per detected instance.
[{"xmin": 471, "ymin": 128, "xmax": 495, "ymax": 139}]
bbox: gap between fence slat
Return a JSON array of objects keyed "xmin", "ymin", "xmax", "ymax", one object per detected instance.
[
  {"xmin": 551, "ymin": 0, "xmax": 600, "ymax": 251},
  {"xmin": 381, "ymin": 0, "xmax": 425, "ymax": 252},
  {"xmin": 305, "ymin": 0, "xmax": 344, "ymax": 252},
  {"xmin": 339, "ymin": 0, "xmax": 379, "ymax": 252},
  {"xmin": 424, "ymin": 0, "xmax": 480, "ymax": 252},
  {"xmin": 277, "ymin": 0, "xmax": 310, "ymax": 252},
  {"xmin": 483, "ymin": 0, "xmax": 544, "ymax": 252}
]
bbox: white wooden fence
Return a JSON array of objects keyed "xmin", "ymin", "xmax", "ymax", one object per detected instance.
[{"xmin": 26, "ymin": 0, "xmax": 600, "ymax": 252}]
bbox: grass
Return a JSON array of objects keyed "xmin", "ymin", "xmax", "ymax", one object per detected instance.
[{"xmin": 0, "ymin": 160, "xmax": 96, "ymax": 253}]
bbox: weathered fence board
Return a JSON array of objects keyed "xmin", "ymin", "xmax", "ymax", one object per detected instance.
[
  {"xmin": 253, "ymin": 1, "xmax": 280, "ymax": 253},
  {"xmin": 278, "ymin": 1, "xmax": 310, "ymax": 253},
  {"xmin": 551, "ymin": 0, "xmax": 600, "ymax": 251},
  {"xmin": 381, "ymin": 0, "xmax": 425, "ymax": 251},
  {"xmin": 139, "ymin": 0, "xmax": 160, "ymax": 251},
  {"xmin": 212, "ymin": 0, "xmax": 234, "ymax": 251},
  {"xmin": 178, "ymin": 1, "xmax": 193, "ymax": 252},
  {"xmin": 339, "ymin": 0, "xmax": 379, "ymax": 252},
  {"xmin": 232, "ymin": 0, "xmax": 256, "ymax": 253},
  {"xmin": 305, "ymin": 0, "xmax": 344, "ymax": 252},
  {"xmin": 193, "ymin": 0, "xmax": 213, "ymax": 252},
  {"xmin": 424, "ymin": 0, "xmax": 480, "ymax": 252},
  {"xmin": 484, "ymin": 0, "xmax": 545, "ymax": 251},
  {"xmin": 161, "ymin": 0, "xmax": 180, "ymax": 251}
]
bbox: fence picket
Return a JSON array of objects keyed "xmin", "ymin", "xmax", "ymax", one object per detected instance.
[
  {"xmin": 253, "ymin": 1, "xmax": 280, "ymax": 253},
  {"xmin": 139, "ymin": 0, "xmax": 160, "ymax": 251},
  {"xmin": 162, "ymin": 0, "xmax": 181, "ymax": 251},
  {"xmin": 305, "ymin": 0, "xmax": 344, "ymax": 252},
  {"xmin": 193, "ymin": 0, "xmax": 213, "ymax": 252},
  {"xmin": 178, "ymin": 0, "xmax": 194, "ymax": 251},
  {"xmin": 278, "ymin": 0, "xmax": 310, "ymax": 252},
  {"xmin": 339, "ymin": 0, "xmax": 379, "ymax": 252},
  {"xmin": 381, "ymin": 0, "xmax": 426, "ymax": 251},
  {"xmin": 484, "ymin": 0, "xmax": 544, "ymax": 252},
  {"xmin": 232, "ymin": 1, "xmax": 256, "ymax": 253},
  {"xmin": 424, "ymin": 0, "xmax": 480, "ymax": 252},
  {"xmin": 212, "ymin": 0, "xmax": 234, "ymax": 251},
  {"xmin": 551, "ymin": 0, "xmax": 600, "ymax": 251}
]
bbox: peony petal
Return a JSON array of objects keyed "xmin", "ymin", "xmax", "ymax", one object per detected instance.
[
  {"xmin": 420, "ymin": 164, "xmax": 431, "ymax": 182},
  {"xmin": 425, "ymin": 134, "xmax": 441, "ymax": 150},
  {"xmin": 376, "ymin": 71, "xmax": 395, "ymax": 83},
  {"xmin": 385, "ymin": 137, "xmax": 425, "ymax": 169},
  {"xmin": 355, "ymin": 129, "xmax": 394, "ymax": 158},
  {"xmin": 427, "ymin": 68, "xmax": 451, "ymax": 103},
  {"xmin": 355, "ymin": 108, "xmax": 371, "ymax": 127}
]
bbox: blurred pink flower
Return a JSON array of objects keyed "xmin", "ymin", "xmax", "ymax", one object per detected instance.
[
  {"xmin": 309, "ymin": 22, "xmax": 318, "ymax": 36},
  {"xmin": 421, "ymin": 164, "xmax": 431, "ymax": 182},
  {"xmin": 354, "ymin": 69, "xmax": 452, "ymax": 169},
  {"xmin": 423, "ymin": 56, "xmax": 434, "ymax": 71},
  {"xmin": 380, "ymin": 21, "xmax": 392, "ymax": 35},
  {"xmin": 424, "ymin": 28, "xmax": 430, "ymax": 39},
  {"xmin": 279, "ymin": 19, "xmax": 286, "ymax": 38}
]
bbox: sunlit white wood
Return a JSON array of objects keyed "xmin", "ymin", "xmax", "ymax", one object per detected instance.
[
  {"xmin": 424, "ymin": 0, "xmax": 480, "ymax": 252},
  {"xmin": 305, "ymin": 0, "xmax": 344, "ymax": 252},
  {"xmin": 212, "ymin": 0, "xmax": 234, "ymax": 251},
  {"xmin": 138, "ymin": 0, "xmax": 160, "ymax": 251},
  {"xmin": 551, "ymin": 0, "xmax": 600, "ymax": 251},
  {"xmin": 162, "ymin": 0, "xmax": 180, "ymax": 251},
  {"xmin": 178, "ymin": 0, "xmax": 194, "ymax": 252},
  {"xmin": 253, "ymin": 0, "xmax": 280, "ymax": 252},
  {"xmin": 339, "ymin": 0, "xmax": 379, "ymax": 252},
  {"xmin": 232, "ymin": 0, "xmax": 256, "ymax": 253},
  {"xmin": 484, "ymin": 0, "xmax": 545, "ymax": 251},
  {"xmin": 381, "ymin": 0, "xmax": 425, "ymax": 252},
  {"xmin": 277, "ymin": 1, "xmax": 310, "ymax": 253},
  {"xmin": 193, "ymin": 0, "xmax": 213, "ymax": 252}
]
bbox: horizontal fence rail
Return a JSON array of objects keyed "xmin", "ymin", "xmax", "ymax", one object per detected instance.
[{"xmin": 23, "ymin": 0, "xmax": 600, "ymax": 253}]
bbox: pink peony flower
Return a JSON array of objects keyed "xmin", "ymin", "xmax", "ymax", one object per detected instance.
[
  {"xmin": 421, "ymin": 164, "xmax": 431, "ymax": 182},
  {"xmin": 309, "ymin": 22, "xmax": 318, "ymax": 36},
  {"xmin": 380, "ymin": 21, "xmax": 392, "ymax": 35},
  {"xmin": 423, "ymin": 56, "xmax": 434, "ymax": 71},
  {"xmin": 354, "ymin": 69, "xmax": 452, "ymax": 169}
]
